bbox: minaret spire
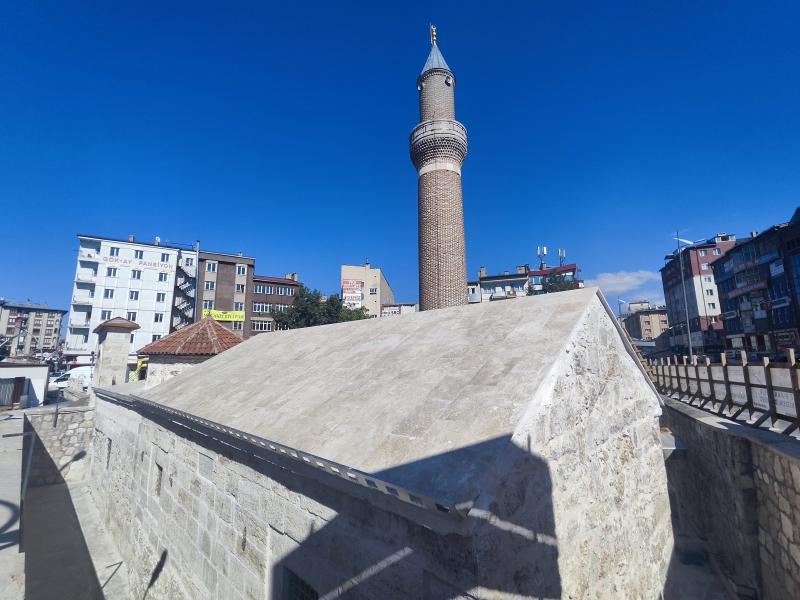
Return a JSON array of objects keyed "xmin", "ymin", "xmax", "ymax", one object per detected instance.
[{"xmin": 410, "ymin": 28, "xmax": 468, "ymax": 310}]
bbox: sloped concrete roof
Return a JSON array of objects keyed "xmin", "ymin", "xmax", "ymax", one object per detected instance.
[
  {"xmin": 141, "ymin": 288, "xmax": 652, "ymax": 503},
  {"xmin": 138, "ymin": 317, "xmax": 242, "ymax": 356}
]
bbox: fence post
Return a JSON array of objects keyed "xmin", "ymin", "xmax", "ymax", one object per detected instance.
[
  {"xmin": 784, "ymin": 349, "xmax": 800, "ymax": 435},
  {"xmin": 718, "ymin": 352, "xmax": 731, "ymax": 416},
  {"xmin": 732, "ymin": 351, "xmax": 753, "ymax": 420},
  {"xmin": 752, "ymin": 357, "xmax": 777, "ymax": 429},
  {"xmin": 700, "ymin": 356, "xmax": 714, "ymax": 409}
]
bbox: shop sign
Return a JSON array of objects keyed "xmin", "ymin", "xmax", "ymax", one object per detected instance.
[{"xmin": 202, "ymin": 309, "xmax": 245, "ymax": 322}]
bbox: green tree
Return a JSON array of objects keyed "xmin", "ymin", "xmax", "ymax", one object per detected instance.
[
  {"xmin": 543, "ymin": 273, "xmax": 580, "ymax": 294},
  {"xmin": 272, "ymin": 285, "xmax": 369, "ymax": 330}
]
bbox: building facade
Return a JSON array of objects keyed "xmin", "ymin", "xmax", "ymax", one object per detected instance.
[
  {"xmin": 468, "ymin": 263, "xmax": 584, "ymax": 303},
  {"xmin": 380, "ymin": 303, "xmax": 419, "ymax": 317},
  {"xmin": 660, "ymin": 233, "xmax": 736, "ymax": 356},
  {"xmin": 714, "ymin": 209, "xmax": 800, "ymax": 355},
  {"xmin": 66, "ymin": 235, "xmax": 198, "ymax": 366},
  {"xmin": 250, "ymin": 274, "xmax": 301, "ymax": 335},
  {"xmin": 341, "ymin": 263, "xmax": 395, "ymax": 318},
  {"xmin": 620, "ymin": 303, "xmax": 669, "ymax": 341},
  {"xmin": 197, "ymin": 251, "xmax": 255, "ymax": 339},
  {"xmin": 0, "ymin": 300, "xmax": 66, "ymax": 358},
  {"xmin": 410, "ymin": 27, "xmax": 469, "ymax": 311}
]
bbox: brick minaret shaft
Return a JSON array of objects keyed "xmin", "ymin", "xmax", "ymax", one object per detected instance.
[{"xmin": 410, "ymin": 27, "xmax": 468, "ymax": 311}]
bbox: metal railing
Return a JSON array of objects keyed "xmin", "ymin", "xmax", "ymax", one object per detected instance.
[{"xmin": 649, "ymin": 350, "xmax": 800, "ymax": 437}]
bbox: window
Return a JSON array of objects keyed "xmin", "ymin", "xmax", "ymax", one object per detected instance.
[
  {"xmin": 161, "ymin": 252, "xmax": 169, "ymax": 262},
  {"xmin": 185, "ymin": 257, "xmax": 194, "ymax": 267},
  {"xmin": 34, "ymin": 318, "xmax": 42, "ymax": 326},
  {"xmin": 46, "ymin": 320, "xmax": 54, "ymax": 326},
  {"xmin": 203, "ymin": 300, "xmax": 214, "ymax": 309},
  {"xmin": 252, "ymin": 320, "xmax": 273, "ymax": 332},
  {"xmin": 127, "ymin": 311, "xmax": 137, "ymax": 321},
  {"xmin": 158, "ymin": 272, "xmax": 168, "ymax": 282},
  {"xmin": 278, "ymin": 287, "xmax": 286, "ymax": 295},
  {"xmin": 234, "ymin": 302, "xmax": 244, "ymax": 311},
  {"xmin": 703, "ymin": 276, "xmax": 713, "ymax": 283},
  {"xmin": 288, "ymin": 287, "xmax": 295, "ymax": 296},
  {"xmin": 156, "ymin": 292, "xmax": 166, "ymax": 302},
  {"xmin": 709, "ymin": 316, "xmax": 718, "ymax": 324},
  {"xmin": 45, "ymin": 329, "xmax": 53, "ymax": 335},
  {"xmin": 129, "ymin": 290, "xmax": 139, "ymax": 300},
  {"xmin": 369, "ymin": 287, "xmax": 378, "ymax": 295},
  {"xmin": 204, "ymin": 281, "xmax": 216, "ymax": 291},
  {"xmin": 701, "ymin": 263, "xmax": 709, "ymax": 270},
  {"xmin": 131, "ymin": 270, "xmax": 142, "ymax": 280},
  {"xmin": 706, "ymin": 289, "xmax": 714, "ymax": 296},
  {"xmin": 103, "ymin": 289, "xmax": 114, "ymax": 299},
  {"xmin": 232, "ymin": 321, "xmax": 243, "ymax": 331},
  {"xmin": 713, "ymin": 248, "xmax": 721, "ymax": 255},
  {"xmin": 134, "ymin": 250, "xmax": 144, "ymax": 259},
  {"xmin": 254, "ymin": 284, "xmax": 273, "ymax": 294},
  {"xmin": 129, "ymin": 333, "xmax": 135, "ymax": 343},
  {"xmin": 101, "ymin": 310, "xmax": 112, "ymax": 320},
  {"xmin": 699, "ymin": 250, "xmax": 707, "ymax": 257},
  {"xmin": 708, "ymin": 302, "xmax": 716, "ymax": 310},
  {"xmin": 152, "ymin": 335, "xmax": 161, "ymax": 342},
  {"xmin": 206, "ymin": 262, "xmax": 217, "ymax": 273},
  {"xmin": 109, "ymin": 246, "xmax": 119, "ymax": 257},
  {"xmin": 275, "ymin": 304, "xmax": 288, "ymax": 312},
  {"xmin": 154, "ymin": 313, "xmax": 164, "ymax": 323},
  {"xmin": 236, "ymin": 264, "xmax": 246, "ymax": 276},
  {"xmin": 106, "ymin": 267, "xmax": 117, "ymax": 277},
  {"xmin": 44, "ymin": 338, "xmax": 51, "ymax": 346},
  {"xmin": 235, "ymin": 284, "xmax": 245, "ymax": 294},
  {"xmin": 253, "ymin": 302, "xmax": 271, "ymax": 313}
]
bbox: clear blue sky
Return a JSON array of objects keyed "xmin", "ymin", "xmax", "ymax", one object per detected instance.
[{"xmin": 1, "ymin": 2, "xmax": 798, "ymax": 310}]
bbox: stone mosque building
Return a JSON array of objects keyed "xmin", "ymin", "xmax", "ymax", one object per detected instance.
[{"xmin": 19, "ymin": 28, "xmax": 800, "ymax": 600}]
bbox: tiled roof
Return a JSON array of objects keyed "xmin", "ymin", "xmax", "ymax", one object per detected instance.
[
  {"xmin": 252, "ymin": 275, "xmax": 300, "ymax": 284},
  {"xmin": 138, "ymin": 317, "xmax": 242, "ymax": 356}
]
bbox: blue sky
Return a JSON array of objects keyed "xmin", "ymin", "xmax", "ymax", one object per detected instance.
[{"xmin": 1, "ymin": 2, "xmax": 798, "ymax": 312}]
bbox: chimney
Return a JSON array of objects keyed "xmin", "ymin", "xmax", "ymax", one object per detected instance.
[
  {"xmin": 478, "ymin": 266, "xmax": 487, "ymax": 278},
  {"xmin": 750, "ymin": 231, "xmax": 758, "ymax": 238},
  {"xmin": 128, "ymin": 234, "xmax": 136, "ymax": 242},
  {"xmin": 154, "ymin": 236, "xmax": 161, "ymax": 246}
]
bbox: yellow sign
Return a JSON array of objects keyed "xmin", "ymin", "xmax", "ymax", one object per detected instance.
[{"xmin": 202, "ymin": 309, "xmax": 245, "ymax": 322}]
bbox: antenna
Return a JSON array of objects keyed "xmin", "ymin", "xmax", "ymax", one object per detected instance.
[
  {"xmin": 558, "ymin": 248, "xmax": 566, "ymax": 266},
  {"xmin": 536, "ymin": 245, "xmax": 548, "ymax": 270}
]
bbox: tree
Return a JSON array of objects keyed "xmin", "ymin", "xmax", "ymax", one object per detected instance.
[
  {"xmin": 543, "ymin": 273, "xmax": 580, "ymax": 294},
  {"xmin": 271, "ymin": 285, "xmax": 369, "ymax": 330}
]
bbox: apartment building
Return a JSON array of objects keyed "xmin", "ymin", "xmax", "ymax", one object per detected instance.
[
  {"xmin": 340, "ymin": 262, "xmax": 395, "ymax": 318},
  {"xmin": 0, "ymin": 300, "xmax": 67, "ymax": 357},
  {"xmin": 380, "ymin": 303, "xmax": 419, "ymax": 317},
  {"xmin": 197, "ymin": 251, "xmax": 255, "ymax": 338},
  {"xmin": 620, "ymin": 303, "xmax": 669, "ymax": 341},
  {"xmin": 250, "ymin": 274, "xmax": 301, "ymax": 335},
  {"xmin": 660, "ymin": 233, "xmax": 736, "ymax": 355},
  {"xmin": 65, "ymin": 235, "xmax": 198, "ymax": 365},
  {"xmin": 468, "ymin": 262, "xmax": 584, "ymax": 303},
  {"xmin": 714, "ymin": 209, "xmax": 800, "ymax": 355}
]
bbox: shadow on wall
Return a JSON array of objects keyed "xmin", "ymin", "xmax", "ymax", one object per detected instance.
[
  {"xmin": 270, "ymin": 437, "xmax": 561, "ymax": 599},
  {"xmin": 21, "ymin": 424, "xmax": 104, "ymax": 600}
]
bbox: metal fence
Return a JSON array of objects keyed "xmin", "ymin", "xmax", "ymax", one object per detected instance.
[{"xmin": 649, "ymin": 349, "xmax": 800, "ymax": 438}]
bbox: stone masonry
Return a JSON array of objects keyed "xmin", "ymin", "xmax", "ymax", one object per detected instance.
[
  {"xmin": 410, "ymin": 35, "xmax": 468, "ymax": 311},
  {"xmin": 25, "ymin": 405, "xmax": 95, "ymax": 487},
  {"xmin": 662, "ymin": 399, "xmax": 800, "ymax": 599}
]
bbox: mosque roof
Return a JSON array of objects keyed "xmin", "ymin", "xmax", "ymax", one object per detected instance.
[
  {"xmin": 421, "ymin": 43, "xmax": 451, "ymax": 75},
  {"xmin": 137, "ymin": 317, "xmax": 242, "ymax": 356}
]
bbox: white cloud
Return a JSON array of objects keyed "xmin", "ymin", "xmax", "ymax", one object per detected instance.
[{"xmin": 585, "ymin": 270, "xmax": 661, "ymax": 298}]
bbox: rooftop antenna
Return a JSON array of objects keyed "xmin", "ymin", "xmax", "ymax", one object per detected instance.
[
  {"xmin": 558, "ymin": 248, "xmax": 566, "ymax": 266},
  {"xmin": 536, "ymin": 245, "xmax": 548, "ymax": 270}
]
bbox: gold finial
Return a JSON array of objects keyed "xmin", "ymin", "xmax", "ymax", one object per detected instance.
[{"xmin": 430, "ymin": 24, "xmax": 437, "ymax": 46}]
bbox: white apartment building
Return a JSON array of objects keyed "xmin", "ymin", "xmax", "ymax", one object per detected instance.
[
  {"xmin": 340, "ymin": 262, "xmax": 395, "ymax": 318},
  {"xmin": 66, "ymin": 235, "xmax": 198, "ymax": 365}
]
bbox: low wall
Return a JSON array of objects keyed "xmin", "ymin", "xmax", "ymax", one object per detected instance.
[
  {"xmin": 24, "ymin": 405, "xmax": 95, "ymax": 486},
  {"xmin": 662, "ymin": 399, "xmax": 800, "ymax": 599}
]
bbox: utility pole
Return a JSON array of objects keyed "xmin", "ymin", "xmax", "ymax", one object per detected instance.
[{"xmin": 676, "ymin": 231, "xmax": 694, "ymax": 356}]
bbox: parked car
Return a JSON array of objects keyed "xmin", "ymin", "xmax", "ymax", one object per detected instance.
[{"xmin": 47, "ymin": 366, "xmax": 93, "ymax": 393}]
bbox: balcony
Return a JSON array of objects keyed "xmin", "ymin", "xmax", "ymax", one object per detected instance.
[
  {"xmin": 75, "ymin": 272, "xmax": 97, "ymax": 283},
  {"xmin": 72, "ymin": 295, "xmax": 95, "ymax": 305},
  {"xmin": 79, "ymin": 249, "xmax": 100, "ymax": 261},
  {"xmin": 68, "ymin": 318, "xmax": 91, "ymax": 329}
]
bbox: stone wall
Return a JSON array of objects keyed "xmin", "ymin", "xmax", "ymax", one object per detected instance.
[
  {"xmin": 145, "ymin": 356, "xmax": 207, "ymax": 388},
  {"xmin": 662, "ymin": 399, "xmax": 800, "ymax": 599},
  {"xmin": 24, "ymin": 405, "xmax": 95, "ymax": 486}
]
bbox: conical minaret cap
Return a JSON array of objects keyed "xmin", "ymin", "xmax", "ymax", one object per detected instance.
[{"xmin": 421, "ymin": 43, "xmax": 451, "ymax": 75}]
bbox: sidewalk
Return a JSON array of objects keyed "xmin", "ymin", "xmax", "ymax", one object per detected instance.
[{"xmin": 0, "ymin": 411, "xmax": 25, "ymax": 599}]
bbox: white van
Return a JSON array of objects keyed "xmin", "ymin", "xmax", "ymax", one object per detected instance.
[{"xmin": 48, "ymin": 366, "xmax": 93, "ymax": 393}]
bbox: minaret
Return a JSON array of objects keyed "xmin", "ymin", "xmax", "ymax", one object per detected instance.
[{"xmin": 410, "ymin": 25, "xmax": 468, "ymax": 311}]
